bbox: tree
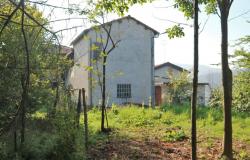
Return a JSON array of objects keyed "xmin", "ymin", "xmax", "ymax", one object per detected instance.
[
  {"xmin": 233, "ymin": 35, "xmax": 250, "ymax": 112},
  {"xmin": 92, "ymin": 22, "xmax": 120, "ymax": 132},
  {"xmin": 164, "ymin": 71, "xmax": 191, "ymax": 105},
  {"xmin": 217, "ymin": 1, "xmax": 234, "ymax": 158},
  {"xmin": 0, "ymin": 0, "xmax": 72, "ymax": 146},
  {"xmin": 0, "ymin": 1, "xmax": 48, "ymax": 143},
  {"xmin": 191, "ymin": 1, "xmax": 199, "ymax": 159},
  {"xmin": 85, "ymin": 5, "xmax": 121, "ymax": 131},
  {"xmin": 173, "ymin": 0, "xmax": 234, "ymax": 158}
]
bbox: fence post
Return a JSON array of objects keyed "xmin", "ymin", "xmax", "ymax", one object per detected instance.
[
  {"xmin": 76, "ymin": 89, "xmax": 81, "ymax": 129},
  {"xmin": 82, "ymin": 88, "xmax": 88, "ymax": 150}
]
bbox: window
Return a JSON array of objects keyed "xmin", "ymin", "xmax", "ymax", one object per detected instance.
[{"xmin": 117, "ymin": 84, "xmax": 131, "ymax": 98}]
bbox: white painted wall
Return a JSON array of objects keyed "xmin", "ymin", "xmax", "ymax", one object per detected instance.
[
  {"xmin": 197, "ymin": 84, "xmax": 211, "ymax": 106},
  {"xmin": 66, "ymin": 36, "xmax": 90, "ymax": 103},
  {"xmin": 155, "ymin": 66, "xmax": 182, "ymax": 84}
]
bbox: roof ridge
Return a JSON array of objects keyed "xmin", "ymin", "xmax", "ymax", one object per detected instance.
[
  {"xmin": 155, "ymin": 62, "xmax": 189, "ymax": 72},
  {"xmin": 70, "ymin": 15, "xmax": 159, "ymax": 45}
]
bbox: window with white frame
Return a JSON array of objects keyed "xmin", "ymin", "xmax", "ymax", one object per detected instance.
[{"xmin": 117, "ymin": 84, "xmax": 131, "ymax": 98}]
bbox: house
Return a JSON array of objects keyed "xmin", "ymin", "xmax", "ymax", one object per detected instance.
[
  {"xmin": 154, "ymin": 62, "xmax": 211, "ymax": 106},
  {"xmin": 154, "ymin": 62, "xmax": 189, "ymax": 106},
  {"xmin": 66, "ymin": 15, "xmax": 159, "ymax": 106}
]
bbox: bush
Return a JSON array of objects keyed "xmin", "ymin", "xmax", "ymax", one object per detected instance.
[
  {"xmin": 111, "ymin": 104, "xmax": 119, "ymax": 115},
  {"xmin": 21, "ymin": 133, "xmax": 57, "ymax": 160},
  {"xmin": 164, "ymin": 127, "xmax": 187, "ymax": 142},
  {"xmin": 49, "ymin": 111, "xmax": 84, "ymax": 160},
  {"xmin": 0, "ymin": 142, "xmax": 8, "ymax": 160},
  {"xmin": 209, "ymin": 75, "xmax": 250, "ymax": 113},
  {"xmin": 208, "ymin": 88, "xmax": 223, "ymax": 108}
]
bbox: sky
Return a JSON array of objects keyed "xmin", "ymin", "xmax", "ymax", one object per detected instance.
[{"xmin": 42, "ymin": 0, "xmax": 250, "ymax": 66}]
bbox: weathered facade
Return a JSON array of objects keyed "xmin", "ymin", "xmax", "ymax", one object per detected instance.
[{"xmin": 67, "ymin": 16, "xmax": 159, "ymax": 106}]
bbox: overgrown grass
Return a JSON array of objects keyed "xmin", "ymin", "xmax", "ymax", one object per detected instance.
[
  {"xmin": 87, "ymin": 104, "xmax": 250, "ymax": 144},
  {"xmin": 86, "ymin": 104, "xmax": 250, "ymax": 159},
  {"xmin": 1, "ymin": 104, "xmax": 249, "ymax": 159}
]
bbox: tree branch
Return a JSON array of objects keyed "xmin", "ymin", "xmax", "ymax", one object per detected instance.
[{"xmin": 0, "ymin": 0, "xmax": 22, "ymax": 37}]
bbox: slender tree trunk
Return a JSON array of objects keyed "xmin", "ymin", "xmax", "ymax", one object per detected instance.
[
  {"xmin": 14, "ymin": 128, "xmax": 17, "ymax": 152},
  {"xmin": 101, "ymin": 58, "xmax": 106, "ymax": 132},
  {"xmin": 82, "ymin": 88, "xmax": 88, "ymax": 150},
  {"xmin": 191, "ymin": 0, "xmax": 199, "ymax": 159},
  {"xmin": 20, "ymin": 87, "xmax": 27, "ymax": 144},
  {"xmin": 220, "ymin": 1, "xmax": 233, "ymax": 159},
  {"xmin": 51, "ymin": 84, "xmax": 59, "ymax": 117},
  {"xmin": 20, "ymin": 0, "xmax": 30, "ymax": 144}
]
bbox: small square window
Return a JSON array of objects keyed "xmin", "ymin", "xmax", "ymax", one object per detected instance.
[{"xmin": 117, "ymin": 84, "xmax": 131, "ymax": 98}]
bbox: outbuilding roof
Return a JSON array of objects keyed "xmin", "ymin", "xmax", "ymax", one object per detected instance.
[{"xmin": 155, "ymin": 62, "xmax": 189, "ymax": 72}]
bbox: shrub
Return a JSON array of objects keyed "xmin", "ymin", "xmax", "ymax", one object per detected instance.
[
  {"xmin": 208, "ymin": 87, "xmax": 223, "ymax": 108},
  {"xmin": 49, "ymin": 111, "xmax": 81, "ymax": 160},
  {"xmin": 21, "ymin": 133, "xmax": 57, "ymax": 160},
  {"xmin": 164, "ymin": 127, "xmax": 187, "ymax": 142},
  {"xmin": 0, "ymin": 142, "xmax": 8, "ymax": 160},
  {"xmin": 111, "ymin": 104, "xmax": 119, "ymax": 115}
]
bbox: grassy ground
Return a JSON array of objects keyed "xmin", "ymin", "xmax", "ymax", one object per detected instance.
[
  {"xmin": 1, "ymin": 105, "xmax": 249, "ymax": 159},
  {"xmin": 86, "ymin": 105, "xmax": 250, "ymax": 159}
]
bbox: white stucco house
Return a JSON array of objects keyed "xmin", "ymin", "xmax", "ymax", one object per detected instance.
[
  {"xmin": 66, "ymin": 15, "xmax": 159, "ymax": 106},
  {"xmin": 154, "ymin": 62, "xmax": 211, "ymax": 106}
]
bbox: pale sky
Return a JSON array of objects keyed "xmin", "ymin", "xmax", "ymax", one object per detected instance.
[{"xmin": 41, "ymin": 0, "xmax": 250, "ymax": 66}]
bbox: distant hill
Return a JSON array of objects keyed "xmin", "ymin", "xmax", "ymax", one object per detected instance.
[
  {"xmin": 177, "ymin": 64, "xmax": 238, "ymax": 89},
  {"xmin": 154, "ymin": 62, "xmax": 239, "ymax": 89}
]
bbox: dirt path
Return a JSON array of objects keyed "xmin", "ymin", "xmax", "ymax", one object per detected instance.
[
  {"xmin": 87, "ymin": 137, "xmax": 250, "ymax": 160},
  {"xmin": 88, "ymin": 139, "xmax": 191, "ymax": 160}
]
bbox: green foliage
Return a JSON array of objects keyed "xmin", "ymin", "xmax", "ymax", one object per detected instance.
[
  {"xmin": 0, "ymin": 142, "xmax": 8, "ymax": 159},
  {"xmin": 111, "ymin": 104, "xmax": 119, "ymax": 115},
  {"xmin": 236, "ymin": 149, "xmax": 249, "ymax": 160},
  {"xmin": 50, "ymin": 112, "xmax": 84, "ymax": 160},
  {"xmin": 7, "ymin": 111, "xmax": 85, "ymax": 160},
  {"xmin": 0, "ymin": 2, "xmax": 49, "ymax": 131},
  {"xmin": 208, "ymin": 35, "xmax": 250, "ymax": 113},
  {"xmin": 163, "ymin": 71, "xmax": 191, "ymax": 105},
  {"xmin": 89, "ymin": 0, "xmax": 153, "ymax": 16},
  {"xmin": 20, "ymin": 133, "xmax": 58, "ymax": 160},
  {"xmin": 204, "ymin": 0, "xmax": 218, "ymax": 14},
  {"xmin": 174, "ymin": 0, "xmax": 218, "ymax": 18},
  {"xmin": 1, "ymin": 105, "xmax": 249, "ymax": 158},
  {"xmin": 164, "ymin": 128, "xmax": 187, "ymax": 142},
  {"xmin": 232, "ymin": 35, "xmax": 250, "ymax": 113},
  {"xmin": 233, "ymin": 72, "xmax": 250, "ymax": 112},
  {"xmin": 208, "ymin": 87, "xmax": 223, "ymax": 108},
  {"xmin": 87, "ymin": 105, "xmax": 250, "ymax": 146},
  {"xmin": 0, "ymin": 1, "xmax": 73, "ymax": 133},
  {"xmin": 166, "ymin": 25, "xmax": 185, "ymax": 39},
  {"xmin": 174, "ymin": 0, "xmax": 194, "ymax": 18}
]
